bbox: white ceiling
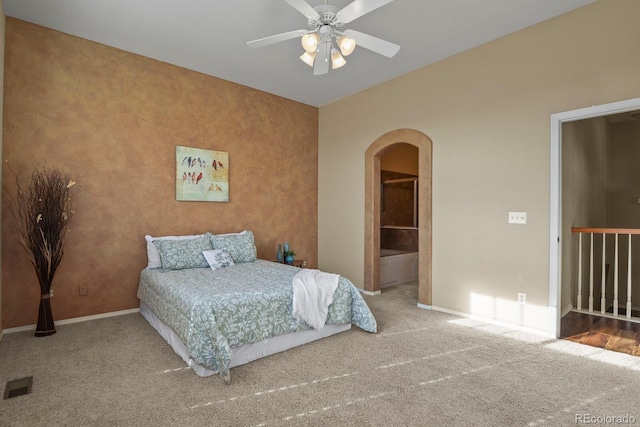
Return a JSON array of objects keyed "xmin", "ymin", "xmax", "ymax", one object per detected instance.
[{"xmin": 2, "ymin": 0, "xmax": 597, "ymax": 107}]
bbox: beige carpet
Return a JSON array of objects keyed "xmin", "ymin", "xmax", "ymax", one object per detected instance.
[{"xmin": 1, "ymin": 283, "xmax": 640, "ymax": 426}]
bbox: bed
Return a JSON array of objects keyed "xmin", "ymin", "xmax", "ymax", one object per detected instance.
[{"xmin": 136, "ymin": 231, "xmax": 377, "ymax": 384}]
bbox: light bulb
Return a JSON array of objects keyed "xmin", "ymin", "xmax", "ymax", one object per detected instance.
[
  {"xmin": 337, "ymin": 36, "xmax": 356, "ymax": 56},
  {"xmin": 300, "ymin": 51, "xmax": 316, "ymax": 67},
  {"xmin": 301, "ymin": 33, "xmax": 320, "ymax": 53},
  {"xmin": 331, "ymin": 49, "xmax": 346, "ymax": 69}
]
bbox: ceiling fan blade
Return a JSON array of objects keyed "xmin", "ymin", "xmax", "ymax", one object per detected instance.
[
  {"xmin": 313, "ymin": 42, "xmax": 330, "ymax": 76},
  {"xmin": 247, "ymin": 29, "xmax": 308, "ymax": 49},
  {"xmin": 285, "ymin": 0, "xmax": 320, "ymax": 20},
  {"xmin": 343, "ymin": 29, "xmax": 400, "ymax": 58},
  {"xmin": 336, "ymin": 0, "xmax": 394, "ymax": 24}
]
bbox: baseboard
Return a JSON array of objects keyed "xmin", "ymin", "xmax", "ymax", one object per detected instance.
[
  {"xmin": 359, "ymin": 289, "xmax": 382, "ymax": 296},
  {"xmin": 431, "ymin": 305, "xmax": 555, "ymax": 338},
  {"xmin": 3, "ymin": 307, "xmax": 140, "ymax": 334},
  {"xmin": 561, "ymin": 303, "xmax": 574, "ymax": 318},
  {"xmin": 417, "ymin": 303, "xmax": 432, "ymax": 310},
  {"xmin": 380, "ymin": 282, "xmax": 398, "ymax": 289},
  {"xmin": 584, "ymin": 302, "xmax": 640, "ymax": 316},
  {"xmin": 613, "ymin": 302, "xmax": 640, "ymax": 312}
]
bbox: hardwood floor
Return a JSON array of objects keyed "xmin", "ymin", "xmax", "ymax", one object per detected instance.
[{"xmin": 561, "ymin": 311, "xmax": 640, "ymax": 356}]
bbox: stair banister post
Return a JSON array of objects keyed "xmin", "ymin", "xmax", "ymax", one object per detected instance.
[
  {"xmin": 589, "ymin": 233, "xmax": 594, "ymax": 313},
  {"xmin": 627, "ymin": 234, "xmax": 632, "ymax": 319},
  {"xmin": 601, "ymin": 232, "xmax": 606, "ymax": 315},
  {"xmin": 577, "ymin": 233, "xmax": 583, "ymax": 311},
  {"xmin": 613, "ymin": 233, "xmax": 619, "ymax": 317}
]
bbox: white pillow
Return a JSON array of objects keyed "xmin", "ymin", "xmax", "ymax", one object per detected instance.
[
  {"xmin": 213, "ymin": 230, "xmax": 248, "ymax": 237},
  {"xmin": 144, "ymin": 234, "xmax": 205, "ymax": 269},
  {"xmin": 203, "ymin": 249, "xmax": 235, "ymax": 271}
]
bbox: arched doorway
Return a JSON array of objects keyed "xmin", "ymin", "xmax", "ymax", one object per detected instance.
[{"xmin": 364, "ymin": 129, "xmax": 432, "ymax": 307}]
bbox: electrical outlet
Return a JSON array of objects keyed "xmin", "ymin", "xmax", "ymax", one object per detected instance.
[
  {"xmin": 508, "ymin": 212, "xmax": 527, "ymax": 224},
  {"xmin": 79, "ymin": 285, "xmax": 88, "ymax": 296},
  {"xmin": 517, "ymin": 293, "xmax": 526, "ymax": 305}
]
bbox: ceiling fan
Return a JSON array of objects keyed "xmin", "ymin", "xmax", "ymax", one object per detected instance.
[{"xmin": 247, "ymin": 0, "xmax": 400, "ymax": 75}]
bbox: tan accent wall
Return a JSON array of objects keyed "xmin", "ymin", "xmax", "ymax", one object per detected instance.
[
  {"xmin": 1, "ymin": 19, "xmax": 318, "ymax": 329},
  {"xmin": 319, "ymin": 0, "xmax": 640, "ymax": 332}
]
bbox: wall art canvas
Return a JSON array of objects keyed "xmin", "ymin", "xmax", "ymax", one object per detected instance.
[{"xmin": 176, "ymin": 146, "xmax": 229, "ymax": 202}]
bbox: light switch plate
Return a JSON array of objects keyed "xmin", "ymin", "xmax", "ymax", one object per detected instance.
[{"xmin": 508, "ymin": 212, "xmax": 527, "ymax": 224}]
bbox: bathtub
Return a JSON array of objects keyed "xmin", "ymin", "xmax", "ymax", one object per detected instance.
[{"xmin": 379, "ymin": 249, "xmax": 419, "ymax": 287}]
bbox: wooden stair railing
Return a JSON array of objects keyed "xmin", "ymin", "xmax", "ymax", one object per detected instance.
[{"xmin": 571, "ymin": 227, "xmax": 640, "ymax": 321}]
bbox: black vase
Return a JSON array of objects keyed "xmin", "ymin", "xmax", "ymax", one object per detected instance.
[{"xmin": 35, "ymin": 296, "xmax": 56, "ymax": 337}]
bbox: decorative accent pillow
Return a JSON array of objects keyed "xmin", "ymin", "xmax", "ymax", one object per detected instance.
[
  {"xmin": 152, "ymin": 235, "xmax": 213, "ymax": 270},
  {"xmin": 209, "ymin": 230, "xmax": 257, "ymax": 263},
  {"xmin": 144, "ymin": 234, "xmax": 205, "ymax": 269},
  {"xmin": 203, "ymin": 249, "xmax": 236, "ymax": 271}
]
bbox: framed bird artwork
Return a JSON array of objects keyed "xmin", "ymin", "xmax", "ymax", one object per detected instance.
[{"xmin": 176, "ymin": 145, "xmax": 229, "ymax": 202}]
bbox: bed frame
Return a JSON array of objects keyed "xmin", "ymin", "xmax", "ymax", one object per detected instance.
[{"xmin": 140, "ymin": 302, "xmax": 351, "ymax": 380}]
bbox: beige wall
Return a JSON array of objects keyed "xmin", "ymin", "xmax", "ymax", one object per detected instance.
[
  {"xmin": 0, "ymin": 3, "xmax": 5, "ymax": 339},
  {"xmin": 318, "ymin": 0, "xmax": 640, "ymax": 332},
  {"xmin": 608, "ymin": 120, "xmax": 640, "ymax": 228},
  {"xmin": 380, "ymin": 143, "xmax": 419, "ymax": 175},
  {"xmin": 606, "ymin": 119, "xmax": 640, "ymax": 307},
  {"xmin": 2, "ymin": 19, "xmax": 318, "ymax": 329},
  {"xmin": 561, "ymin": 117, "xmax": 608, "ymax": 313}
]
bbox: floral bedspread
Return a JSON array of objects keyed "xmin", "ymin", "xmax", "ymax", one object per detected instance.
[{"xmin": 137, "ymin": 260, "xmax": 377, "ymax": 381}]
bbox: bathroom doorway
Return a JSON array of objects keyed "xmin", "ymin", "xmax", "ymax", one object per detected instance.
[
  {"xmin": 364, "ymin": 129, "xmax": 433, "ymax": 307},
  {"xmin": 379, "ymin": 144, "xmax": 420, "ymax": 288}
]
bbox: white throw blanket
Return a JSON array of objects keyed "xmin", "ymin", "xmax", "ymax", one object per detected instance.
[{"xmin": 292, "ymin": 268, "xmax": 340, "ymax": 330}]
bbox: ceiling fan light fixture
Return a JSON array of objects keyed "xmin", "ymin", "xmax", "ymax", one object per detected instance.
[
  {"xmin": 331, "ymin": 48, "xmax": 346, "ymax": 69},
  {"xmin": 247, "ymin": 0, "xmax": 399, "ymax": 76},
  {"xmin": 337, "ymin": 36, "xmax": 356, "ymax": 56},
  {"xmin": 301, "ymin": 33, "xmax": 320, "ymax": 53},
  {"xmin": 300, "ymin": 51, "xmax": 316, "ymax": 67}
]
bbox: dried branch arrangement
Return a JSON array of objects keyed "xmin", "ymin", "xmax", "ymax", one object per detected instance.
[{"xmin": 5, "ymin": 165, "xmax": 76, "ymax": 336}]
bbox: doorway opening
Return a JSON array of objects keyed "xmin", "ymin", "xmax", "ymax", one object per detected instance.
[
  {"xmin": 364, "ymin": 129, "xmax": 432, "ymax": 307},
  {"xmin": 379, "ymin": 144, "xmax": 419, "ymax": 288},
  {"xmin": 550, "ymin": 97, "xmax": 640, "ymax": 338}
]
